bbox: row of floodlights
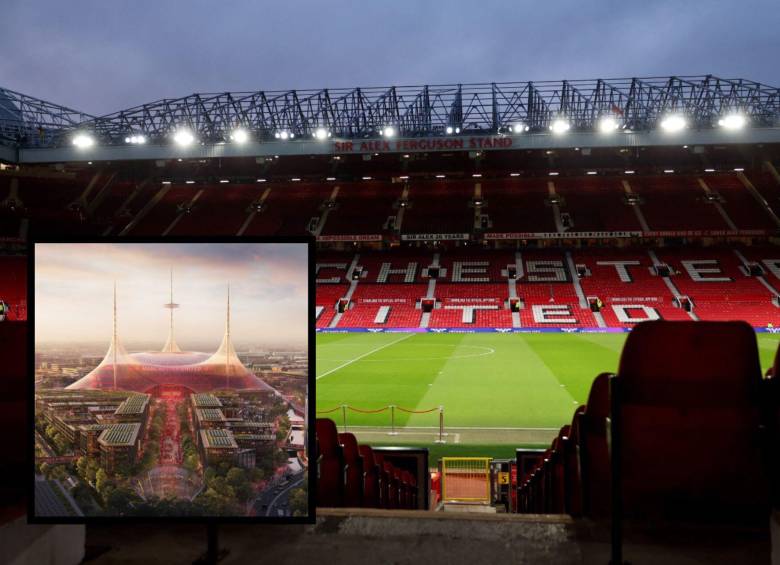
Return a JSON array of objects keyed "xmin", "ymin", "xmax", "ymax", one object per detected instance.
[{"xmin": 71, "ymin": 114, "xmax": 749, "ymax": 149}]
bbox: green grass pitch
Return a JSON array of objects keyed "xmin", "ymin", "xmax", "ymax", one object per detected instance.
[{"xmin": 316, "ymin": 332, "xmax": 780, "ymax": 463}]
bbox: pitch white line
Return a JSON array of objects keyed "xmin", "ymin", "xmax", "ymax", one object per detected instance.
[{"xmin": 316, "ymin": 333, "xmax": 414, "ymax": 380}]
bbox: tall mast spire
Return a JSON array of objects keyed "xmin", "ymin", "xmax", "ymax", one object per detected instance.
[
  {"xmin": 226, "ymin": 284, "xmax": 230, "ymax": 389},
  {"xmin": 113, "ymin": 280, "xmax": 117, "ymax": 391},
  {"xmin": 162, "ymin": 267, "xmax": 181, "ymax": 353}
]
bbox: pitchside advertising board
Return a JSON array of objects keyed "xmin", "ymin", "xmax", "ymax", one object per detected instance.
[{"xmin": 316, "ymin": 230, "xmax": 772, "ymax": 242}]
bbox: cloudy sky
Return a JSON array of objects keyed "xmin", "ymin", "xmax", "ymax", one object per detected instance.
[
  {"xmin": 35, "ymin": 243, "xmax": 309, "ymax": 349},
  {"xmin": 1, "ymin": 0, "xmax": 778, "ymax": 116}
]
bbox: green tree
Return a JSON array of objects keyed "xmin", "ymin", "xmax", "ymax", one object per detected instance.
[
  {"xmin": 76, "ymin": 456, "xmax": 89, "ymax": 479},
  {"xmin": 95, "ymin": 468, "xmax": 110, "ymax": 494}
]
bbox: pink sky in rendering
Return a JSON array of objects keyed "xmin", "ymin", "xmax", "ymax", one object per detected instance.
[{"xmin": 35, "ymin": 242, "xmax": 309, "ymax": 349}]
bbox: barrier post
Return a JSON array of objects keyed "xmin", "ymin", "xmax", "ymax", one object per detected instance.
[
  {"xmin": 435, "ymin": 405, "xmax": 446, "ymax": 443},
  {"xmin": 389, "ymin": 405, "xmax": 398, "ymax": 435},
  {"xmin": 341, "ymin": 404, "xmax": 347, "ymax": 432}
]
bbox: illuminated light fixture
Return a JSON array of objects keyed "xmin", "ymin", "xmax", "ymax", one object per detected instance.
[
  {"xmin": 549, "ymin": 172, "xmax": 559, "ymax": 176},
  {"xmin": 402, "ymin": 154, "xmax": 410, "ymax": 158},
  {"xmin": 550, "ymin": 119, "xmax": 570, "ymax": 134},
  {"xmin": 230, "ymin": 128, "xmax": 249, "ymax": 144},
  {"xmin": 326, "ymin": 177, "xmax": 336, "ymax": 181},
  {"xmin": 598, "ymin": 116, "xmax": 619, "ymax": 133},
  {"xmin": 313, "ymin": 127, "xmax": 331, "ymax": 140},
  {"xmin": 177, "ymin": 158, "xmax": 183, "ymax": 162},
  {"xmin": 624, "ymin": 170, "xmax": 635, "ymax": 174},
  {"xmin": 275, "ymin": 130, "xmax": 294, "ymax": 140},
  {"xmin": 161, "ymin": 181, "xmax": 172, "ymax": 185},
  {"xmin": 256, "ymin": 178, "xmax": 266, "ymax": 183},
  {"xmin": 511, "ymin": 122, "xmax": 529, "ymax": 134},
  {"xmin": 173, "ymin": 129, "xmax": 195, "ymax": 146},
  {"xmin": 399, "ymin": 175, "xmax": 409, "ymax": 180},
  {"xmin": 659, "ymin": 115, "xmax": 686, "ymax": 132},
  {"xmin": 704, "ymin": 168, "xmax": 715, "ymax": 173},
  {"xmin": 125, "ymin": 134, "xmax": 146, "ymax": 144},
  {"xmin": 733, "ymin": 167, "xmax": 745, "ymax": 172},
  {"xmin": 586, "ymin": 171, "xmax": 598, "ymax": 175},
  {"xmin": 380, "ymin": 126, "xmax": 396, "ymax": 138},
  {"xmin": 510, "ymin": 173, "xmax": 521, "ymax": 177},
  {"xmin": 663, "ymin": 169, "xmax": 675, "ymax": 174},
  {"xmin": 445, "ymin": 126, "xmax": 461, "ymax": 134},
  {"xmin": 718, "ymin": 114, "xmax": 746, "ymax": 130},
  {"xmin": 291, "ymin": 177, "xmax": 301, "ymax": 182},
  {"xmin": 185, "ymin": 180, "xmax": 195, "ymax": 184},
  {"xmin": 88, "ymin": 161, "xmax": 93, "ymax": 165},
  {"xmin": 435, "ymin": 174, "xmax": 446, "ymax": 179},
  {"xmin": 72, "ymin": 133, "xmax": 95, "ymax": 148},
  {"xmin": 362, "ymin": 176, "xmax": 372, "ymax": 180},
  {"xmin": 472, "ymin": 173, "xmax": 482, "ymax": 178},
  {"xmin": 219, "ymin": 179, "xmax": 229, "ymax": 184}
]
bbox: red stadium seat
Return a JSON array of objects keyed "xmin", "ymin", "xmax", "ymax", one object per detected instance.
[
  {"xmin": 578, "ymin": 372, "xmax": 611, "ymax": 518},
  {"xmin": 315, "ymin": 418, "xmax": 344, "ymax": 507},
  {"xmin": 358, "ymin": 445, "xmax": 381, "ymax": 508},
  {"xmin": 338, "ymin": 432, "xmax": 364, "ymax": 507},
  {"xmin": 0, "ymin": 322, "xmax": 27, "ymax": 518},
  {"xmin": 613, "ymin": 320, "xmax": 769, "ymax": 523},
  {"xmin": 564, "ymin": 406, "xmax": 585, "ymax": 516}
]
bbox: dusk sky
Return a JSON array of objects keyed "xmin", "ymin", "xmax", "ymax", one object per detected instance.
[
  {"xmin": 35, "ymin": 243, "xmax": 309, "ymax": 349},
  {"xmin": 1, "ymin": 1, "xmax": 778, "ymax": 116}
]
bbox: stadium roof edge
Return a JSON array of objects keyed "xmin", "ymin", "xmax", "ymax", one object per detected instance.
[{"xmin": 2, "ymin": 76, "xmax": 779, "ymax": 161}]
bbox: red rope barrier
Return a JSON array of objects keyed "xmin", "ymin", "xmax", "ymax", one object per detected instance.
[
  {"xmin": 396, "ymin": 406, "xmax": 439, "ymax": 414},
  {"xmin": 318, "ymin": 405, "xmax": 440, "ymax": 415},
  {"xmin": 346, "ymin": 406, "xmax": 389, "ymax": 414}
]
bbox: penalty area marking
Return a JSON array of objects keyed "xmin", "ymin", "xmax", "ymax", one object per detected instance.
[{"xmin": 316, "ymin": 333, "xmax": 414, "ymax": 380}]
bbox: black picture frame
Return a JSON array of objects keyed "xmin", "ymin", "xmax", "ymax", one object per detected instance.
[{"xmin": 27, "ymin": 234, "xmax": 316, "ymax": 525}]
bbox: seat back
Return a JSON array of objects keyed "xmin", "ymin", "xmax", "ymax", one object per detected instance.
[
  {"xmin": 579, "ymin": 372, "xmax": 611, "ymax": 518},
  {"xmin": 0, "ymin": 322, "xmax": 27, "ymax": 517},
  {"xmin": 358, "ymin": 444, "xmax": 381, "ymax": 508},
  {"xmin": 338, "ymin": 432, "xmax": 363, "ymax": 507},
  {"xmin": 564, "ymin": 406, "xmax": 584, "ymax": 516},
  {"xmin": 616, "ymin": 320, "xmax": 767, "ymax": 521},
  {"xmin": 315, "ymin": 418, "xmax": 343, "ymax": 507}
]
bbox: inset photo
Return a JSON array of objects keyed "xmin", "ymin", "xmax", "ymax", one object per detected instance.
[{"xmin": 31, "ymin": 239, "xmax": 313, "ymax": 522}]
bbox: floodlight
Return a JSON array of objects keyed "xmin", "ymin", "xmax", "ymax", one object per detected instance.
[
  {"xmin": 512, "ymin": 123, "xmax": 529, "ymax": 134},
  {"xmin": 173, "ymin": 129, "xmax": 195, "ymax": 146},
  {"xmin": 381, "ymin": 126, "xmax": 396, "ymax": 138},
  {"xmin": 718, "ymin": 114, "xmax": 746, "ymax": 130},
  {"xmin": 72, "ymin": 133, "xmax": 95, "ymax": 148},
  {"xmin": 230, "ymin": 128, "xmax": 249, "ymax": 144},
  {"xmin": 659, "ymin": 115, "xmax": 686, "ymax": 132},
  {"xmin": 313, "ymin": 128, "xmax": 330, "ymax": 140},
  {"xmin": 598, "ymin": 117, "xmax": 619, "ymax": 133},
  {"xmin": 550, "ymin": 119, "xmax": 570, "ymax": 134}
]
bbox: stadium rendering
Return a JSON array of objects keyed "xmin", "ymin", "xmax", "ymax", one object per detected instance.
[
  {"xmin": 1, "ymin": 75, "xmax": 779, "ymax": 560},
  {"xmin": 30, "ymin": 244, "xmax": 310, "ymax": 520}
]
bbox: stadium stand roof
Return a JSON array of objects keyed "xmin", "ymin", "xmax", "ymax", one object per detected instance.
[{"xmin": 1, "ymin": 76, "xmax": 779, "ymax": 163}]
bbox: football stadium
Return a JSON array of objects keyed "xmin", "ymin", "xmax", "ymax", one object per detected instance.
[{"xmin": 2, "ymin": 74, "xmax": 780, "ymax": 561}]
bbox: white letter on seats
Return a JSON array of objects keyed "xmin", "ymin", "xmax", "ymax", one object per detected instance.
[
  {"xmin": 452, "ymin": 261, "xmax": 490, "ymax": 282},
  {"xmin": 596, "ymin": 261, "xmax": 640, "ymax": 283},
  {"xmin": 532, "ymin": 304, "xmax": 576, "ymax": 324},
  {"xmin": 526, "ymin": 261, "xmax": 567, "ymax": 282},
  {"xmin": 612, "ymin": 305, "xmax": 660, "ymax": 323},
  {"xmin": 681, "ymin": 260, "xmax": 731, "ymax": 282}
]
